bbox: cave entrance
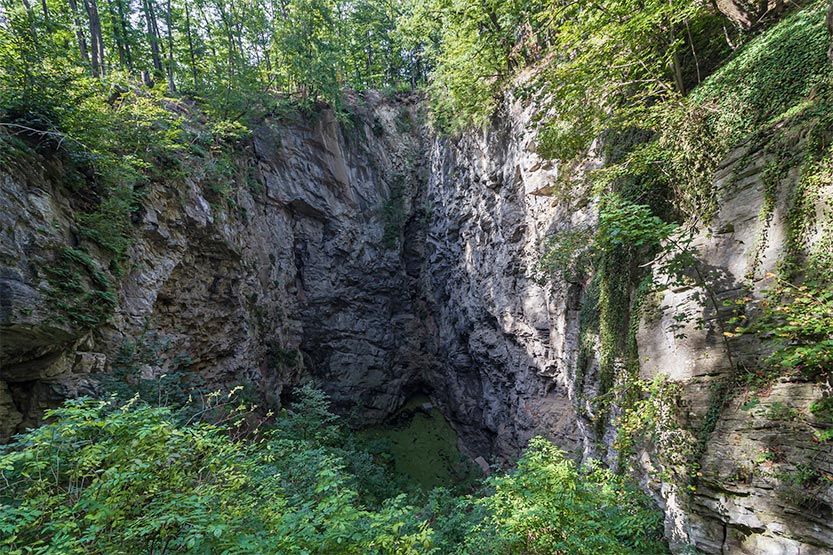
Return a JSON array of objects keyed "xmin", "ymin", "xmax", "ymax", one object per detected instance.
[{"xmin": 357, "ymin": 394, "xmax": 479, "ymax": 490}]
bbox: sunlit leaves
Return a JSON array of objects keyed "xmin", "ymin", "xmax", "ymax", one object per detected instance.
[
  {"xmin": 471, "ymin": 437, "xmax": 667, "ymax": 555},
  {"xmin": 0, "ymin": 395, "xmax": 432, "ymax": 555},
  {"xmin": 734, "ymin": 278, "xmax": 833, "ymax": 380}
]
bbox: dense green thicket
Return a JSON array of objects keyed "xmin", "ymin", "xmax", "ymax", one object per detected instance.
[{"xmin": 0, "ymin": 387, "xmax": 667, "ymax": 555}]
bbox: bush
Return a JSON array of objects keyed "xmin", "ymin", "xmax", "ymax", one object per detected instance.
[
  {"xmin": 0, "ymin": 393, "xmax": 668, "ymax": 555},
  {"xmin": 0, "ymin": 396, "xmax": 431, "ymax": 555},
  {"xmin": 466, "ymin": 437, "xmax": 668, "ymax": 555}
]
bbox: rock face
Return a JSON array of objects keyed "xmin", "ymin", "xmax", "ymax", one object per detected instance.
[
  {"xmin": 0, "ymin": 93, "xmax": 435, "ymax": 435},
  {"xmin": 422, "ymin": 97, "xmax": 833, "ymax": 552},
  {"xmin": 419, "ymin": 104, "xmax": 599, "ymax": 458},
  {"xmin": 635, "ymin": 130, "xmax": 833, "ymax": 552},
  {"xmin": 1, "ymin": 88, "xmax": 831, "ymax": 553}
]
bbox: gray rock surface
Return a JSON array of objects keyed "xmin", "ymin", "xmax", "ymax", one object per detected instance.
[
  {"xmin": 636, "ymin": 131, "xmax": 833, "ymax": 552},
  {"xmin": 1, "ymin": 90, "xmax": 830, "ymax": 552},
  {"xmin": 1, "ymin": 94, "xmax": 435, "ymax": 429},
  {"xmin": 420, "ymin": 97, "xmax": 596, "ymax": 458}
]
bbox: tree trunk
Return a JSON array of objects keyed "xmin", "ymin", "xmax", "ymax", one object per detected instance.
[
  {"xmin": 115, "ymin": 0, "xmax": 134, "ymax": 70},
  {"xmin": 142, "ymin": 0, "xmax": 164, "ymax": 75},
  {"xmin": 83, "ymin": 0, "xmax": 105, "ymax": 77},
  {"xmin": 67, "ymin": 0, "xmax": 91, "ymax": 69},
  {"xmin": 184, "ymin": 0, "xmax": 199, "ymax": 89},
  {"xmin": 164, "ymin": 0, "xmax": 176, "ymax": 93},
  {"xmin": 106, "ymin": 0, "xmax": 127, "ymax": 68}
]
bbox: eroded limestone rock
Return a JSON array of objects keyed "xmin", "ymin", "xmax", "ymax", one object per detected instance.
[
  {"xmin": 1, "ymin": 89, "xmax": 830, "ymax": 553},
  {"xmin": 0, "ymin": 94, "xmax": 435, "ymax": 432}
]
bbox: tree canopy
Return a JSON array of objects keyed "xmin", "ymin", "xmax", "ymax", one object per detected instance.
[
  {"xmin": 0, "ymin": 0, "xmax": 742, "ymax": 124},
  {"xmin": 0, "ymin": 0, "xmax": 427, "ymax": 117}
]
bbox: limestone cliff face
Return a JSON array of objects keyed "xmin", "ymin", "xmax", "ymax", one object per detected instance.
[
  {"xmin": 634, "ymin": 127, "xmax": 833, "ymax": 552},
  {"xmin": 420, "ymin": 99, "xmax": 832, "ymax": 552},
  {"xmin": 418, "ymin": 102, "xmax": 598, "ymax": 459},
  {"xmin": 0, "ymin": 93, "xmax": 435, "ymax": 436},
  {"xmin": 1, "ymin": 88, "xmax": 831, "ymax": 553}
]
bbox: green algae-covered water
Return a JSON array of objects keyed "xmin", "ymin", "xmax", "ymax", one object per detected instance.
[{"xmin": 358, "ymin": 395, "xmax": 479, "ymax": 490}]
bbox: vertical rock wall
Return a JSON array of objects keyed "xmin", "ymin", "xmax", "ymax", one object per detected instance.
[
  {"xmin": 422, "ymin": 94, "xmax": 833, "ymax": 552},
  {"xmin": 1, "ymin": 86, "xmax": 831, "ymax": 553},
  {"xmin": 635, "ymin": 128, "xmax": 833, "ymax": 553},
  {"xmin": 420, "ymin": 100, "xmax": 595, "ymax": 458},
  {"xmin": 0, "ymin": 94, "xmax": 436, "ymax": 434}
]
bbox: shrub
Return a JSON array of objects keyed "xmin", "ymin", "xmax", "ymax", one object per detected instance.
[
  {"xmin": 0, "ymin": 396, "xmax": 432, "ymax": 555},
  {"xmin": 462, "ymin": 437, "xmax": 667, "ymax": 555}
]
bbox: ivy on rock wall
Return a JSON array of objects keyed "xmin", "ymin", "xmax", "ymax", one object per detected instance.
[{"xmin": 537, "ymin": 0, "xmax": 833, "ymax": 491}]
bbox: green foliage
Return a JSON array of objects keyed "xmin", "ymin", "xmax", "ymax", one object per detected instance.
[
  {"xmin": 0, "ymin": 395, "xmax": 431, "ymax": 555},
  {"xmin": 380, "ymin": 172, "xmax": 406, "ymax": 248},
  {"xmin": 539, "ymin": 194, "xmax": 682, "ymax": 451},
  {"xmin": 617, "ymin": 376, "xmax": 697, "ymax": 482},
  {"xmin": 0, "ymin": 0, "xmax": 434, "ymax": 278},
  {"xmin": 721, "ymin": 18, "xmax": 833, "ymax": 384},
  {"xmin": 775, "ymin": 462, "xmax": 832, "ymax": 509},
  {"xmin": 729, "ymin": 127, "xmax": 833, "ymax": 382},
  {"xmin": 733, "ymin": 276, "xmax": 833, "ymax": 381},
  {"xmin": 534, "ymin": 1, "xmax": 831, "ymax": 222},
  {"xmin": 467, "ymin": 437, "xmax": 667, "ymax": 555},
  {"xmin": 397, "ymin": 0, "xmax": 550, "ymax": 129},
  {"xmin": 43, "ymin": 246, "xmax": 118, "ymax": 328},
  {"xmin": 537, "ymin": 4, "xmax": 833, "ymax": 490},
  {"xmin": 76, "ymin": 182, "xmax": 141, "ymax": 258},
  {"xmin": 644, "ymin": 1, "xmax": 832, "ymax": 217},
  {"xmin": 535, "ymin": 0, "xmax": 711, "ymax": 159},
  {"xmin": 766, "ymin": 402, "xmax": 799, "ymax": 421},
  {"xmin": 0, "ymin": 0, "xmax": 424, "ymax": 120},
  {"xmin": 420, "ymin": 488, "xmax": 486, "ymax": 551},
  {"xmin": 810, "ymin": 398, "xmax": 833, "ymax": 424},
  {"xmin": 278, "ymin": 383, "xmax": 342, "ymax": 443},
  {"xmin": 539, "ymin": 196, "xmax": 677, "ymax": 279},
  {"xmin": 536, "ymin": 228, "xmax": 594, "ymax": 282},
  {"xmin": 0, "ymin": 70, "xmax": 190, "ymax": 269},
  {"xmin": 0, "ymin": 388, "xmax": 670, "ymax": 555},
  {"xmin": 357, "ymin": 396, "xmax": 479, "ymax": 492},
  {"xmin": 97, "ymin": 333, "xmax": 209, "ymax": 409},
  {"xmin": 597, "ymin": 196, "xmax": 678, "ymax": 251}
]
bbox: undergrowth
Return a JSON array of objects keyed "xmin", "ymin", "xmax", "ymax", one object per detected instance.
[{"xmin": 0, "ymin": 387, "xmax": 668, "ymax": 555}]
